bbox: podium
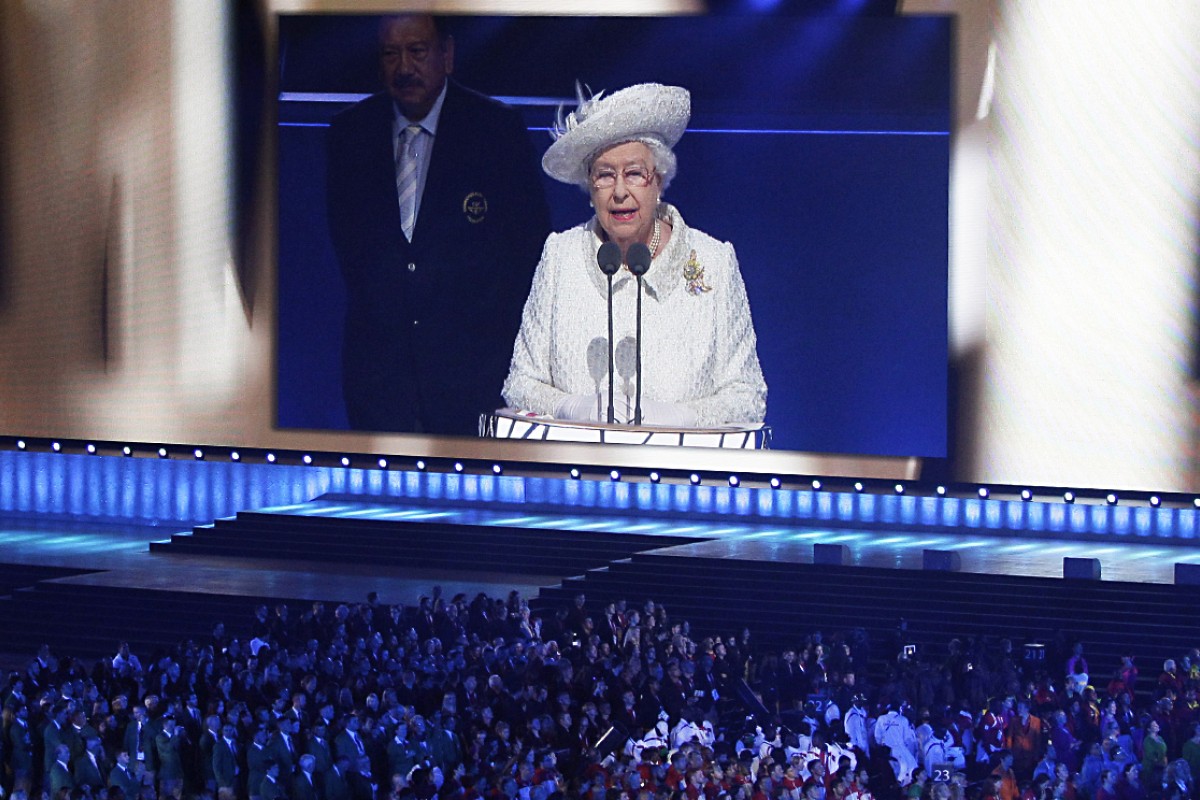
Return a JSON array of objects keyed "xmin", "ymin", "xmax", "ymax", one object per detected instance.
[{"xmin": 482, "ymin": 409, "xmax": 771, "ymax": 450}]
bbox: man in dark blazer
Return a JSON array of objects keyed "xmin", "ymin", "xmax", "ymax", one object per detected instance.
[
  {"xmin": 49, "ymin": 744, "xmax": 75, "ymax": 798},
  {"xmin": 295, "ymin": 753, "xmax": 322, "ymax": 800},
  {"xmin": 323, "ymin": 754, "xmax": 352, "ymax": 800},
  {"xmin": 325, "ymin": 14, "xmax": 551, "ymax": 436},
  {"xmin": 333, "ymin": 713, "xmax": 367, "ymax": 765},
  {"xmin": 8, "ymin": 702, "xmax": 34, "ymax": 792},
  {"xmin": 107, "ymin": 750, "xmax": 141, "ymax": 798},
  {"xmin": 43, "ymin": 703, "xmax": 70, "ymax": 786},
  {"xmin": 247, "ymin": 729, "xmax": 271, "ymax": 800},
  {"xmin": 72, "ymin": 736, "xmax": 106, "ymax": 791},
  {"xmin": 305, "ymin": 719, "xmax": 334, "ymax": 778},
  {"xmin": 155, "ymin": 715, "xmax": 185, "ymax": 799},
  {"xmin": 212, "ymin": 724, "xmax": 241, "ymax": 800},
  {"xmin": 260, "ymin": 760, "xmax": 286, "ymax": 800},
  {"xmin": 266, "ymin": 716, "xmax": 298, "ymax": 792}
]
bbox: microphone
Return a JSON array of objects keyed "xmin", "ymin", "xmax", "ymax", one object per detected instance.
[
  {"xmin": 596, "ymin": 241, "xmax": 622, "ymax": 424},
  {"xmin": 597, "ymin": 241, "xmax": 621, "ymax": 276},
  {"xmin": 625, "ymin": 243, "xmax": 652, "ymax": 426}
]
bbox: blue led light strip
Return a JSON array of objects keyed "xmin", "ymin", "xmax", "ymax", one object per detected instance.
[
  {"xmin": 278, "ymin": 93, "xmax": 948, "ymax": 137},
  {"xmin": 280, "ymin": 122, "xmax": 947, "ymax": 136}
]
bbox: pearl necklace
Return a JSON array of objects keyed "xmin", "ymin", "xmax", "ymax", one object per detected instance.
[{"xmin": 648, "ymin": 217, "xmax": 662, "ymax": 259}]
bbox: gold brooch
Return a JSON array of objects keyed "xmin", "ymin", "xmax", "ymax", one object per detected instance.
[{"xmin": 683, "ymin": 250, "xmax": 712, "ymax": 295}]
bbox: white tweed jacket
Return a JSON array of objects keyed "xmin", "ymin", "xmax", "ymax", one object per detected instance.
[{"xmin": 503, "ymin": 205, "xmax": 767, "ymax": 427}]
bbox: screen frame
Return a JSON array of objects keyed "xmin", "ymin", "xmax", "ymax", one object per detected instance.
[{"xmin": 269, "ymin": 8, "xmax": 951, "ymax": 481}]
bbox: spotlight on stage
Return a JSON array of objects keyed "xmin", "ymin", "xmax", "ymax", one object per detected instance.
[
  {"xmin": 610, "ymin": 470, "xmax": 620, "ymax": 482},
  {"xmin": 854, "ymin": 481, "xmax": 864, "ymax": 492},
  {"xmin": 378, "ymin": 458, "xmax": 388, "ymax": 469},
  {"xmin": 231, "ymin": 451, "xmax": 241, "ymax": 461},
  {"xmin": 340, "ymin": 457, "xmax": 350, "ymax": 467},
  {"xmin": 1150, "ymin": 496, "xmax": 1161, "ymax": 507},
  {"xmin": 51, "ymin": 442, "xmax": 61, "ymax": 452},
  {"xmin": 690, "ymin": 473, "xmax": 701, "ymax": 485},
  {"xmin": 570, "ymin": 468, "xmax": 581, "ymax": 480},
  {"xmin": 492, "ymin": 464, "xmax": 502, "ymax": 475},
  {"xmin": 86, "ymin": 444, "xmax": 96, "ymax": 454},
  {"xmin": 416, "ymin": 460, "xmax": 426, "ymax": 471},
  {"xmin": 1194, "ymin": 498, "xmax": 1200, "ymax": 509},
  {"xmin": 769, "ymin": 477, "xmax": 781, "ymax": 489},
  {"xmin": 266, "ymin": 453, "xmax": 276, "ymax": 463},
  {"xmin": 122, "ymin": 446, "xmax": 132, "ymax": 456},
  {"xmin": 978, "ymin": 487, "xmax": 989, "ymax": 499},
  {"xmin": 193, "ymin": 449, "xmax": 204, "ymax": 460},
  {"xmin": 730, "ymin": 475, "xmax": 740, "ymax": 487},
  {"xmin": 936, "ymin": 485, "xmax": 946, "ymax": 496},
  {"xmin": 1106, "ymin": 493, "xmax": 1118, "ymax": 505},
  {"xmin": 158, "ymin": 448, "xmax": 168, "ymax": 458},
  {"xmin": 302, "ymin": 454, "xmax": 312, "ymax": 465},
  {"xmin": 649, "ymin": 471, "xmax": 661, "ymax": 483},
  {"xmin": 1064, "ymin": 491, "xmax": 1075, "ymax": 503},
  {"xmin": 1021, "ymin": 489, "xmax": 1033, "ymax": 501},
  {"xmin": 894, "ymin": 483, "xmax": 905, "ymax": 494},
  {"xmin": 454, "ymin": 462, "xmax": 464, "ymax": 473},
  {"xmin": 811, "ymin": 479, "xmax": 821, "ymax": 491},
  {"xmin": 16, "ymin": 440, "xmax": 26, "ymax": 450}
]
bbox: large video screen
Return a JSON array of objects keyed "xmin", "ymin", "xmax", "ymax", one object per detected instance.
[
  {"xmin": 5, "ymin": 4, "xmax": 1196, "ymax": 491},
  {"xmin": 276, "ymin": 13, "xmax": 951, "ymax": 459}
]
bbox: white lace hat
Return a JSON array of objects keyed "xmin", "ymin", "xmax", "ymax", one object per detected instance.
[{"xmin": 542, "ymin": 83, "xmax": 691, "ymax": 186}]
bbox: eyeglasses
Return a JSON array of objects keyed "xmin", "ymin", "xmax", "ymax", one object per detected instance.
[{"xmin": 591, "ymin": 166, "xmax": 655, "ymax": 190}]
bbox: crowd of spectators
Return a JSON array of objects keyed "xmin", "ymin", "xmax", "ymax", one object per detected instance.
[{"xmin": 1, "ymin": 588, "xmax": 1199, "ymax": 800}]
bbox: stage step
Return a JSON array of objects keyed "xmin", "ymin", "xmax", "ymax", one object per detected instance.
[{"xmin": 149, "ymin": 511, "xmax": 703, "ymax": 577}]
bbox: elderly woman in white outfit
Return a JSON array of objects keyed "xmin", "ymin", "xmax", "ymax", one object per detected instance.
[{"xmin": 502, "ymin": 83, "xmax": 767, "ymax": 428}]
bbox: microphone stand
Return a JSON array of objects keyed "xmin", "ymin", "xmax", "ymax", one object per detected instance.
[
  {"xmin": 596, "ymin": 241, "xmax": 622, "ymax": 424},
  {"xmin": 607, "ymin": 273, "xmax": 616, "ymax": 424},
  {"xmin": 625, "ymin": 243, "xmax": 652, "ymax": 427},
  {"xmin": 635, "ymin": 275, "xmax": 644, "ymax": 425}
]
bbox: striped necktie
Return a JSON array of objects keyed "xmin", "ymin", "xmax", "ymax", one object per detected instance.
[{"xmin": 397, "ymin": 124, "xmax": 423, "ymax": 241}]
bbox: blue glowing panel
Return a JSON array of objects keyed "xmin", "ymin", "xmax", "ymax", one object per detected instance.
[
  {"xmin": 857, "ymin": 493, "xmax": 877, "ymax": 523},
  {"xmin": 1046, "ymin": 504, "xmax": 1066, "ymax": 533},
  {"xmin": 963, "ymin": 499, "xmax": 982, "ymax": 528},
  {"xmin": 816, "ymin": 492, "xmax": 834, "ymax": 520},
  {"xmin": 1134, "ymin": 507, "xmax": 1153, "ymax": 537},
  {"xmin": 1026, "ymin": 502, "xmax": 1045, "ymax": 531},
  {"xmin": 918, "ymin": 496, "xmax": 938, "ymax": 526},
  {"xmin": 1005, "ymin": 501, "xmax": 1024, "ymax": 530},
  {"xmin": 1180, "ymin": 511, "xmax": 1198, "ymax": 539},
  {"xmin": 939, "ymin": 496, "xmax": 959, "ymax": 527},
  {"xmin": 796, "ymin": 491, "xmax": 816, "ymax": 520},
  {"xmin": 984, "ymin": 500, "xmax": 1003, "ymax": 529}
]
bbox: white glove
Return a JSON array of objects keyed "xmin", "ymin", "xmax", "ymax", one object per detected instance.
[
  {"xmin": 635, "ymin": 398, "xmax": 698, "ymax": 428},
  {"xmin": 554, "ymin": 393, "xmax": 602, "ymax": 422}
]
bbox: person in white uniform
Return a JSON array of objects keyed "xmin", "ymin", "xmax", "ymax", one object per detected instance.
[
  {"xmin": 844, "ymin": 695, "xmax": 871, "ymax": 758},
  {"xmin": 503, "ymin": 83, "xmax": 767, "ymax": 428},
  {"xmin": 874, "ymin": 704, "xmax": 919, "ymax": 784}
]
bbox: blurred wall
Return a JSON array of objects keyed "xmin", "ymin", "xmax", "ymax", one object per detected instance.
[{"xmin": 975, "ymin": 2, "xmax": 1200, "ymax": 490}]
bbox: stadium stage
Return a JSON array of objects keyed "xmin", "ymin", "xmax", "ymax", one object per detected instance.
[{"xmin": 2, "ymin": 449, "xmax": 1200, "ymax": 686}]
